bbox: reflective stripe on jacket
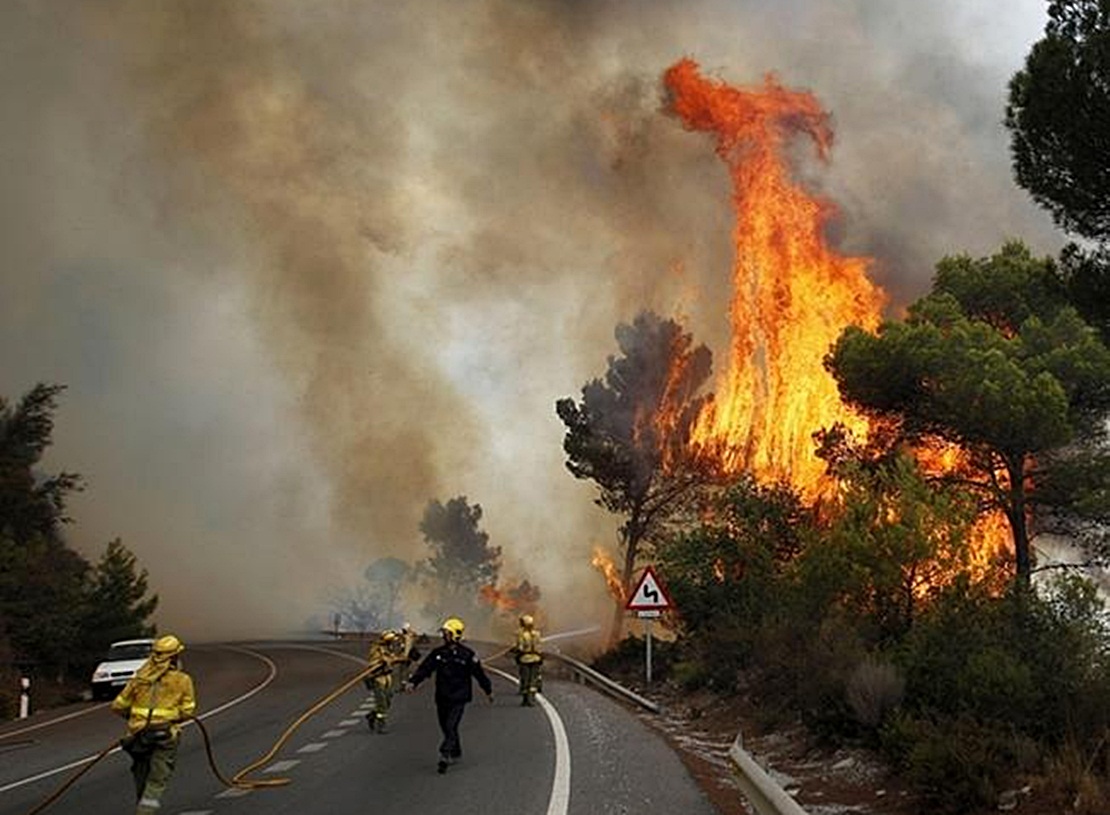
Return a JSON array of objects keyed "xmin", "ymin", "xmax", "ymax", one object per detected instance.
[{"xmin": 112, "ymin": 666, "xmax": 196, "ymax": 734}]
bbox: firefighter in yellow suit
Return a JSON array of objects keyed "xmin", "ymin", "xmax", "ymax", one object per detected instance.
[
  {"xmin": 365, "ymin": 630, "xmax": 406, "ymax": 732},
  {"xmin": 111, "ymin": 634, "xmax": 196, "ymax": 815},
  {"xmin": 512, "ymin": 614, "xmax": 543, "ymax": 706}
]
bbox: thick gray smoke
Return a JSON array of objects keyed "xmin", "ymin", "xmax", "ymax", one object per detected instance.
[{"xmin": 0, "ymin": 0, "xmax": 1059, "ymax": 638}]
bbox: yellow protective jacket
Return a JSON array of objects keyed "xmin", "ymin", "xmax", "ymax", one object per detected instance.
[
  {"xmin": 111, "ymin": 660, "xmax": 196, "ymax": 735},
  {"xmin": 366, "ymin": 641, "xmax": 402, "ymax": 687},
  {"xmin": 515, "ymin": 628, "xmax": 543, "ymax": 664}
]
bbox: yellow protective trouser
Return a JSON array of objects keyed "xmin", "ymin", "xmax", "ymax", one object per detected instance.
[
  {"xmin": 128, "ymin": 731, "xmax": 178, "ymax": 814},
  {"xmin": 372, "ymin": 675, "xmax": 392, "ymax": 720}
]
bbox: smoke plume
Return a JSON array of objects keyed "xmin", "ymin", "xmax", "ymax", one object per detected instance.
[{"xmin": 0, "ymin": 0, "xmax": 1058, "ymax": 638}]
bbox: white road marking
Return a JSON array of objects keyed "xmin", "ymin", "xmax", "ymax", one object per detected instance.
[
  {"xmin": 215, "ymin": 787, "xmax": 252, "ymax": 798},
  {"xmin": 297, "ymin": 742, "xmax": 328, "ymax": 753},
  {"xmin": 0, "ymin": 647, "xmax": 279, "ymax": 795},
  {"xmin": 487, "ymin": 666, "xmax": 570, "ymax": 815},
  {"xmin": 338, "ymin": 718, "xmax": 360, "ymax": 726},
  {"xmin": 0, "ymin": 703, "xmax": 112, "ymax": 741},
  {"xmin": 262, "ymin": 759, "xmax": 300, "ymax": 773},
  {"xmin": 321, "ymin": 729, "xmax": 346, "ymax": 738}
]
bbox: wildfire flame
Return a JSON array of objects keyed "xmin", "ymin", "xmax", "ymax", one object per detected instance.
[
  {"xmin": 657, "ymin": 58, "xmax": 1012, "ymax": 576},
  {"xmin": 663, "ymin": 58, "xmax": 885, "ymax": 499},
  {"xmin": 478, "ymin": 580, "xmax": 541, "ymax": 616},
  {"xmin": 591, "ymin": 546, "xmax": 626, "ymax": 603}
]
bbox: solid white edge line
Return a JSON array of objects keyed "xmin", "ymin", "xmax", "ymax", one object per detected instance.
[
  {"xmin": 0, "ymin": 645, "xmax": 278, "ymax": 794},
  {"xmin": 0, "ymin": 702, "xmax": 112, "ymax": 741},
  {"xmin": 487, "ymin": 666, "xmax": 570, "ymax": 815}
]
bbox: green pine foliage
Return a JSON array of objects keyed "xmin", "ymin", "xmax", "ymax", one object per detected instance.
[{"xmin": 0, "ymin": 384, "xmax": 158, "ymax": 715}]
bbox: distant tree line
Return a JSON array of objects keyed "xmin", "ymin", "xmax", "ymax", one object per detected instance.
[{"xmin": 0, "ymin": 383, "xmax": 158, "ymax": 717}]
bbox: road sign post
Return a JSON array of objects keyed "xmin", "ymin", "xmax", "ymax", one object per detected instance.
[{"xmin": 625, "ymin": 566, "xmax": 674, "ymax": 684}]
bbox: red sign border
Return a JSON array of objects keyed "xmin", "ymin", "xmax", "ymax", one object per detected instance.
[{"xmin": 625, "ymin": 565, "xmax": 675, "ymax": 611}]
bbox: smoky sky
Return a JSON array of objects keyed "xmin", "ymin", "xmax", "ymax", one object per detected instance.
[{"xmin": 0, "ymin": 0, "xmax": 1059, "ymax": 639}]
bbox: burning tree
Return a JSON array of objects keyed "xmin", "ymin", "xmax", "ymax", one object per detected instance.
[
  {"xmin": 827, "ymin": 242, "xmax": 1110, "ymax": 585},
  {"xmin": 556, "ymin": 310, "xmax": 713, "ymax": 641},
  {"xmin": 478, "ymin": 579, "xmax": 541, "ymax": 619},
  {"xmin": 663, "ymin": 57, "xmax": 885, "ymax": 500}
]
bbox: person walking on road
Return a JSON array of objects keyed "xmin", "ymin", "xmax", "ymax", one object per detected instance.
[
  {"xmin": 403, "ymin": 616, "xmax": 493, "ymax": 774},
  {"xmin": 511, "ymin": 613, "xmax": 543, "ymax": 706},
  {"xmin": 111, "ymin": 634, "xmax": 196, "ymax": 815}
]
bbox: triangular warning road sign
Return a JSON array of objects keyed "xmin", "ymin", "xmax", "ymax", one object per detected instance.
[{"xmin": 625, "ymin": 566, "xmax": 673, "ymax": 610}]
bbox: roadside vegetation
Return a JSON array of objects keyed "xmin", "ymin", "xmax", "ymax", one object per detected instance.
[
  {"xmin": 0, "ymin": 383, "xmax": 159, "ymax": 717},
  {"xmin": 563, "ymin": 4, "xmax": 1110, "ymax": 811}
]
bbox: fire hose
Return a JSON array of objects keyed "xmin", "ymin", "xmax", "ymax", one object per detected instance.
[
  {"xmin": 22, "ymin": 659, "xmax": 390, "ymax": 815},
  {"xmin": 22, "ymin": 629, "xmax": 600, "ymax": 815}
]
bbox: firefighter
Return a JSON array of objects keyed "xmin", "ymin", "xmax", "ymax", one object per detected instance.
[
  {"xmin": 511, "ymin": 613, "xmax": 543, "ymax": 706},
  {"xmin": 364, "ymin": 629, "xmax": 404, "ymax": 732},
  {"xmin": 392, "ymin": 622, "xmax": 421, "ymax": 684},
  {"xmin": 111, "ymin": 634, "xmax": 196, "ymax": 815},
  {"xmin": 403, "ymin": 616, "xmax": 493, "ymax": 774}
]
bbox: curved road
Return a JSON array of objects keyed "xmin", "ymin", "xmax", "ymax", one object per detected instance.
[{"xmin": 0, "ymin": 641, "xmax": 717, "ymax": 815}]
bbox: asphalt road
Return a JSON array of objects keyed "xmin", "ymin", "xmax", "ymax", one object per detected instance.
[{"xmin": 0, "ymin": 640, "xmax": 718, "ymax": 815}]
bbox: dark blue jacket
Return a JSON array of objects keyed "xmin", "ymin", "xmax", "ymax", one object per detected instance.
[{"xmin": 408, "ymin": 642, "xmax": 492, "ymax": 703}]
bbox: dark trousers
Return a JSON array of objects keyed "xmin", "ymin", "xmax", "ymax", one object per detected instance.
[{"xmin": 434, "ymin": 698, "xmax": 467, "ymax": 758}]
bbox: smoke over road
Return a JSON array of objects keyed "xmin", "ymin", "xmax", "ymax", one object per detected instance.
[{"xmin": 0, "ymin": 0, "xmax": 1058, "ymax": 638}]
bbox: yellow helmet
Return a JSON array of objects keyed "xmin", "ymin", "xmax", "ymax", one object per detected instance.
[
  {"xmin": 381, "ymin": 630, "xmax": 399, "ymax": 643},
  {"xmin": 519, "ymin": 614, "xmax": 534, "ymax": 629},
  {"xmin": 441, "ymin": 617, "xmax": 465, "ymax": 642},
  {"xmin": 152, "ymin": 634, "xmax": 184, "ymax": 661}
]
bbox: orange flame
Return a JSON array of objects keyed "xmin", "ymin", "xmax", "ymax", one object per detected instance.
[
  {"xmin": 658, "ymin": 59, "xmax": 1013, "ymax": 580},
  {"xmin": 478, "ymin": 580, "xmax": 541, "ymax": 616},
  {"xmin": 591, "ymin": 546, "xmax": 626, "ymax": 603},
  {"xmin": 664, "ymin": 58, "xmax": 885, "ymax": 499}
]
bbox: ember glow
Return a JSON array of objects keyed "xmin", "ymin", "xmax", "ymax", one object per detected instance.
[
  {"xmin": 663, "ymin": 58, "xmax": 885, "ymax": 499},
  {"xmin": 591, "ymin": 547, "xmax": 626, "ymax": 603}
]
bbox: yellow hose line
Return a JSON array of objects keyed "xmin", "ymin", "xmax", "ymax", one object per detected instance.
[
  {"xmin": 22, "ymin": 741, "xmax": 117, "ymax": 815},
  {"xmin": 23, "ymin": 660, "xmax": 386, "ymax": 814},
  {"xmin": 229, "ymin": 661, "xmax": 383, "ymax": 788},
  {"xmin": 26, "ymin": 640, "xmax": 527, "ymax": 811}
]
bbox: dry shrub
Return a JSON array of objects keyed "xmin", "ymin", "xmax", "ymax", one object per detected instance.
[
  {"xmin": 846, "ymin": 657, "xmax": 905, "ymax": 729},
  {"xmin": 1044, "ymin": 737, "xmax": 1110, "ymax": 815}
]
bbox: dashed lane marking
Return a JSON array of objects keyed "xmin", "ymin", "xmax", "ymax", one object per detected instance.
[
  {"xmin": 321, "ymin": 729, "xmax": 346, "ymax": 738},
  {"xmin": 215, "ymin": 788, "xmax": 251, "ymax": 799},
  {"xmin": 297, "ymin": 742, "xmax": 328, "ymax": 754},
  {"xmin": 338, "ymin": 718, "xmax": 361, "ymax": 726},
  {"xmin": 262, "ymin": 759, "xmax": 300, "ymax": 773}
]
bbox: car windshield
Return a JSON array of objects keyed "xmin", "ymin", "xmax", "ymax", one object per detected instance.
[{"xmin": 106, "ymin": 643, "xmax": 152, "ymax": 661}]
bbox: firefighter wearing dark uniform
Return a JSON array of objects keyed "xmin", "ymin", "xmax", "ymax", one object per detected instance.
[
  {"xmin": 404, "ymin": 616, "xmax": 493, "ymax": 773},
  {"xmin": 512, "ymin": 613, "xmax": 543, "ymax": 706}
]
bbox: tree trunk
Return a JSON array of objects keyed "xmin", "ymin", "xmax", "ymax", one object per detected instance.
[
  {"xmin": 1005, "ymin": 454, "xmax": 1033, "ymax": 586},
  {"xmin": 608, "ymin": 512, "xmax": 645, "ymax": 646}
]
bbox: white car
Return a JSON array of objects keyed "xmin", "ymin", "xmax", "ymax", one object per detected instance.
[{"xmin": 90, "ymin": 638, "xmax": 154, "ymax": 700}]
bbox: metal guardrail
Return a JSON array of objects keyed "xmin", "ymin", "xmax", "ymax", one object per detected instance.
[
  {"xmin": 546, "ymin": 653, "xmax": 661, "ymax": 714},
  {"xmin": 729, "ymin": 732, "xmax": 811, "ymax": 815},
  {"xmin": 549, "ymin": 652, "xmax": 808, "ymax": 815}
]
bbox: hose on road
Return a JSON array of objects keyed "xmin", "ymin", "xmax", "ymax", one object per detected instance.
[{"xmin": 22, "ymin": 658, "xmax": 388, "ymax": 814}]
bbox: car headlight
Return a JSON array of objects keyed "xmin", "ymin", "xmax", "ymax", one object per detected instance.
[{"xmin": 92, "ymin": 668, "xmax": 111, "ymax": 681}]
